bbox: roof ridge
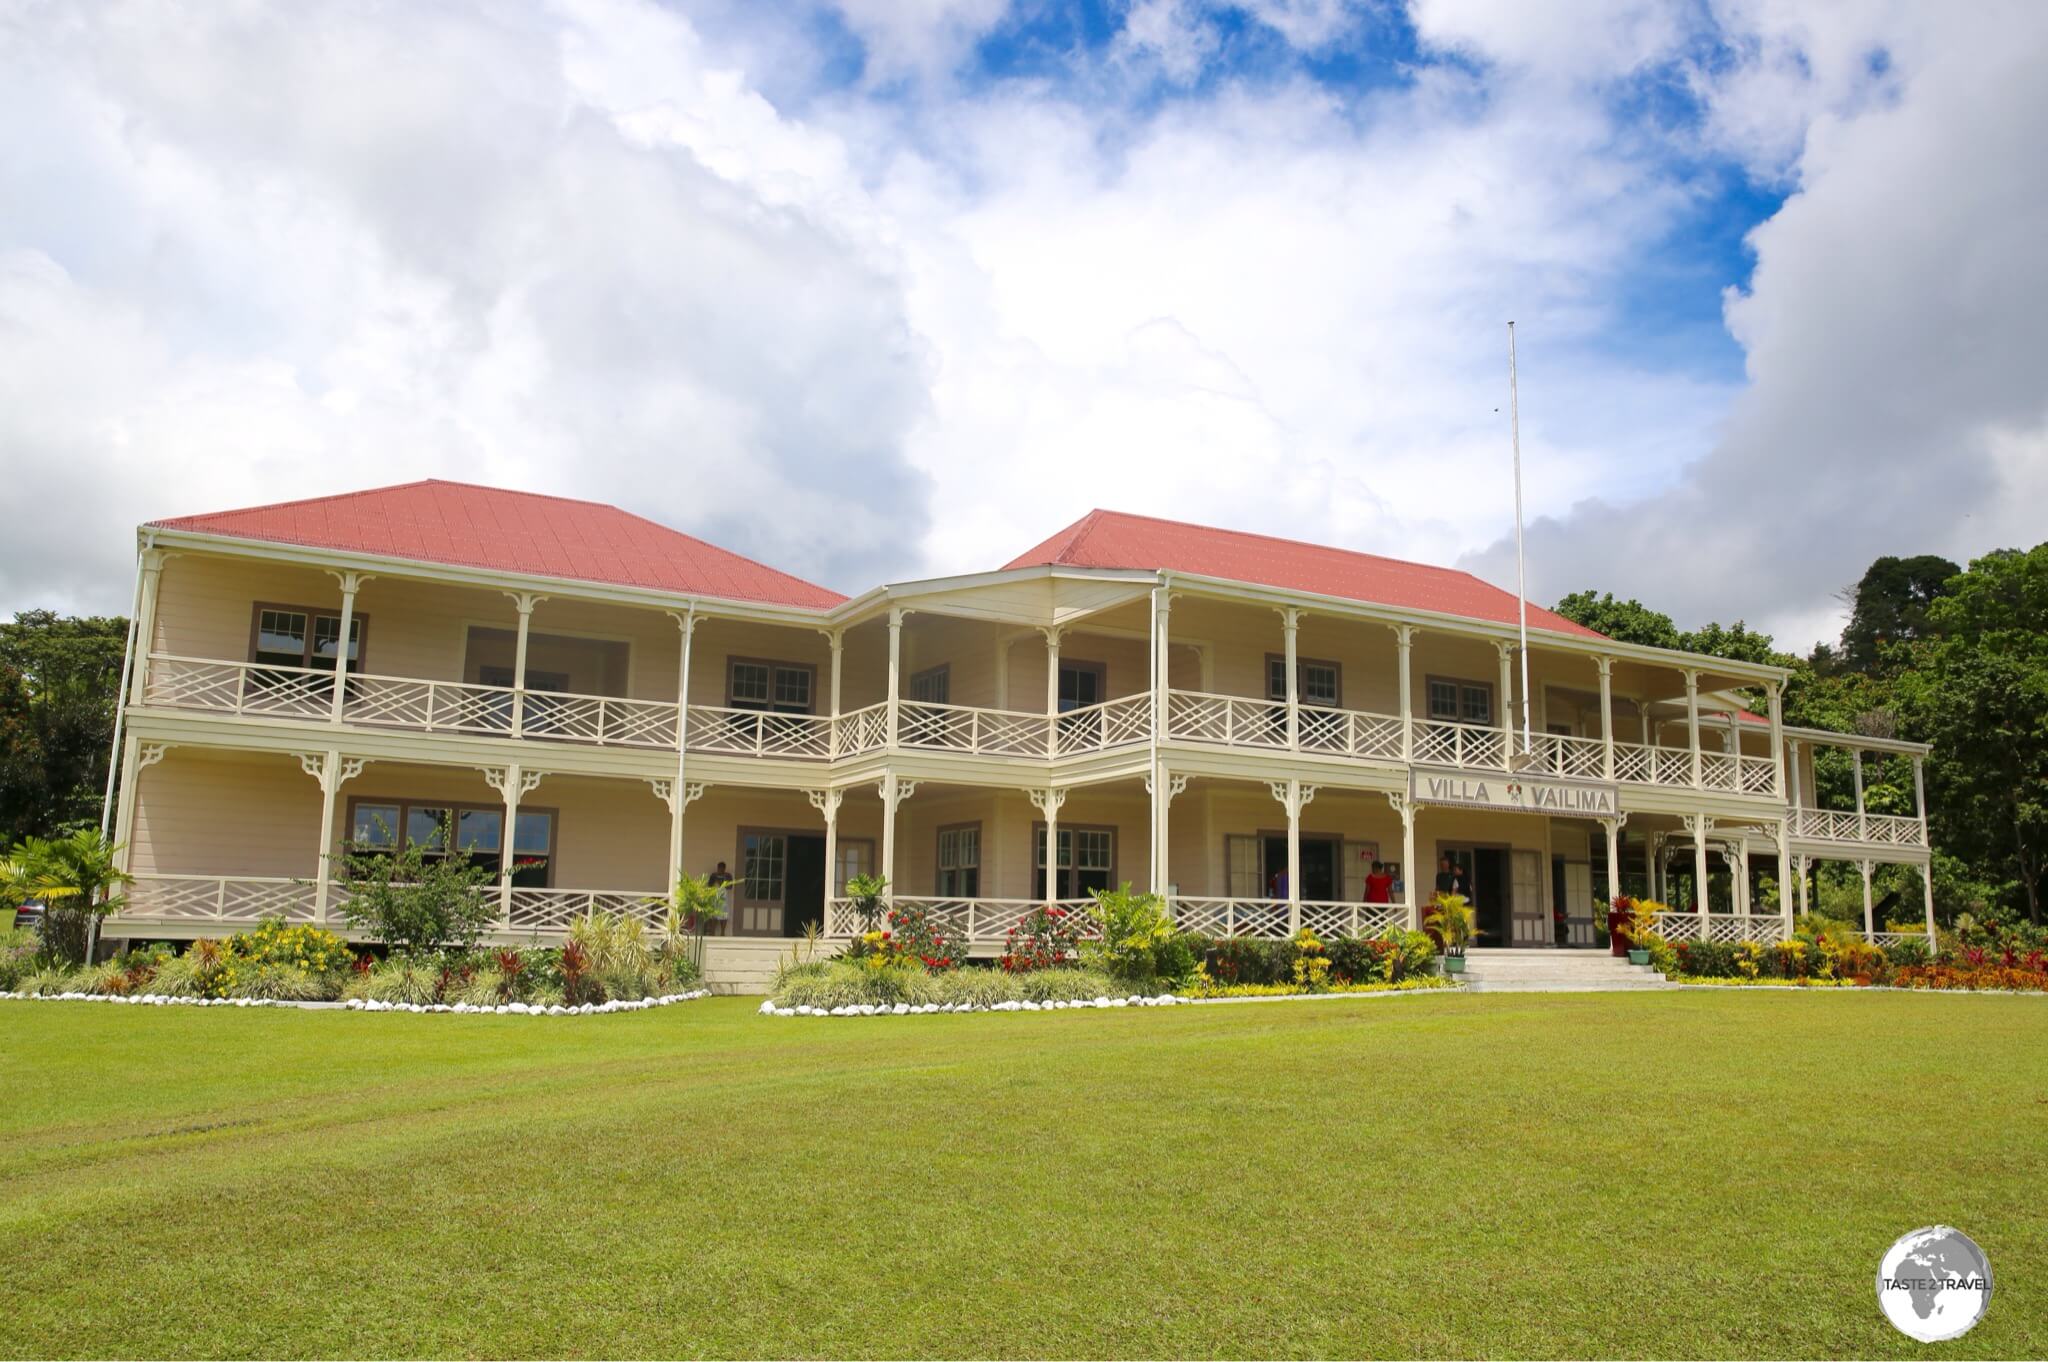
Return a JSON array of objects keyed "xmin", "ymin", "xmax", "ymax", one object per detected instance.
[{"xmin": 1078, "ymin": 508, "xmax": 1490, "ymax": 582}]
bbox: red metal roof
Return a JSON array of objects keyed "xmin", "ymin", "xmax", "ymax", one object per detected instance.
[
  {"xmin": 1005, "ymin": 509, "xmax": 1605, "ymax": 637},
  {"xmin": 152, "ymin": 480, "xmax": 845, "ymax": 610}
]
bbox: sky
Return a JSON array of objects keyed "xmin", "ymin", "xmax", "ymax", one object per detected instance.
[{"xmin": 1, "ymin": 0, "xmax": 2044, "ymax": 652}]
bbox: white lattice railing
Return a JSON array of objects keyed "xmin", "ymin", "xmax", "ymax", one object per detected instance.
[
  {"xmin": 1298, "ymin": 707, "xmax": 1405, "ymax": 761},
  {"xmin": 899, "ymin": 700, "xmax": 1049, "ymax": 757},
  {"xmin": 144, "ymin": 655, "xmax": 338, "ymax": 721},
  {"xmin": 1523, "ymin": 731, "xmax": 1608, "ymax": 780},
  {"xmin": 506, "ymin": 887, "xmax": 668, "ymax": 933},
  {"xmin": 1792, "ymin": 808, "xmax": 1926, "ymax": 847},
  {"xmin": 835, "ymin": 702, "xmax": 891, "ymax": 757},
  {"xmin": 124, "ymin": 875, "xmax": 672, "ymax": 937},
  {"xmin": 1297, "ymin": 901, "xmax": 1408, "ymax": 939},
  {"xmin": 1647, "ymin": 912, "xmax": 1788, "ymax": 944},
  {"xmin": 1612, "ymin": 740, "xmax": 1692, "ymax": 788},
  {"xmin": 126, "ymin": 874, "xmax": 320, "ymax": 924},
  {"xmin": 687, "ymin": 704, "xmax": 833, "ymax": 760},
  {"xmin": 1870, "ymin": 931, "xmax": 1932, "ymax": 949},
  {"xmin": 1739, "ymin": 754, "xmax": 1778, "ymax": 795},
  {"xmin": 1054, "ymin": 693, "xmax": 1153, "ymax": 756},
  {"xmin": 824, "ymin": 897, "xmax": 1096, "ymax": 945},
  {"xmin": 1166, "ymin": 898, "xmax": 1290, "ymax": 939},
  {"xmin": 1413, "ymin": 720, "xmax": 1506, "ymax": 770},
  {"xmin": 1164, "ymin": 690, "xmax": 1289, "ymax": 749}
]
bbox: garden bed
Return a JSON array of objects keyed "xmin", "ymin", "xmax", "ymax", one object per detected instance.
[
  {"xmin": 775, "ymin": 895, "xmax": 1452, "ymax": 1017},
  {"xmin": 1, "ymin": 988, "xmax": 712, "ymax": 1014}
]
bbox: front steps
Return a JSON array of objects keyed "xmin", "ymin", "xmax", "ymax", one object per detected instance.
[{"xmin": 1458, "ymin": 948, "xmax": 1678, "ymax": 992}]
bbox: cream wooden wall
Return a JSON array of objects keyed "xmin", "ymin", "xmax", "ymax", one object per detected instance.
[
  {"xmin": 152, "ymin": 553, "xmax": 689, "ymax": 701},
  {"xmin": 129, "ymin": 748, "xmax": 324, "ymax": 877}
]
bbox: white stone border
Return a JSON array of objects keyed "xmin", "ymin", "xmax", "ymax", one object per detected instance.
[
  {"xmin": 0, "ymin": 989, "xmax": 711, "ymax": 1015},
  {"xmin": 760, "ymin": 982, "xmax": 1465, "ymax": 1017},
  {"xmin": 761, "ymin": 993, "xmax": 1186, "ymax": 1017}
]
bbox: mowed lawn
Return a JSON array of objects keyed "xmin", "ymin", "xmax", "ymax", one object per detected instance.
[{"xmin": 2, "ymin": 991, "xmax": 2043, "ymax": 1359}]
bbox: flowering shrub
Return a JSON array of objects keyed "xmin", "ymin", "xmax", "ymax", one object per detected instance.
[
  {"xmin": 227, "ymin": 920, "xmax": 356, "ymax": 975},
  {"xmin": 885, "ymin": 903, "xmax": 965, "ymax": 971},
  {"xmin": 1000, "ymin": 903, "xmax": 1083, "ymax": 972}
]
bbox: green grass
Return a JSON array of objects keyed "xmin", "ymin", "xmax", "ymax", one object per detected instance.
[{"xmin": 2, "ymin": 991, "xmax": 2043, "ymax": 1359}]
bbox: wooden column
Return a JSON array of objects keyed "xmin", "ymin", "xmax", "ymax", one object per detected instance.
[
  {"xmin": 114, "ymin": 741, "xmax": 169, "ymax": 877},
  {"xmin": 299, "ymin": 750, "xmax": 363, "ymax": 921},
  {"xmin": 669, "ymin": 611, "xmax": 698, "ymax": 882},
  {"xmin": 484, "ymin": 764, "xmax": 539, "ymax": 925},
  {"xmin": 1496, "ymin": 641, "xmax": 1514, "ymax": 770},
  {"xmin": 327, "ymin": 572, "xmax": 371, "ymax": 722},
  {"xmin": 1686, "ymin": 813, "xmax": 1711, "ymax": 915},
  {"xmin": 878, "ymin": 773, "xmax": 915, "ymax": 900},
  {"xmin": 886, "ymin": 608, "xmax": 905, "ymax": 750},
  {"xmin": 1279, "ymin": 608, "xmax": 1301, "ymax": 751},
  {"xmin": 1596, "ymin": 656, "xmax": 1616, "ymax": 780},
  {"xmin": 1601, "ymin": 814, "xmax": 1625, "ymax": 913},
  {"xmin": 504, "ymin": 591, "xmax": 543, "ymax": 736},
  {"xmin": 1390, "ymin": 794, "xmax": 1419, "ymax": 930},
  {"xmin": 808, "ymin": 788, "xmax": 844, "ymax": 927},
  {"xmin": 128, "ymin": 549, "xmax": 168, "ymax": 705},
  {"xmin": 1029, "ymin": 787, "xmax": 1066, "ymax": 905},
  {"xmin": 1914, "ymin": 755, "xmax": 1936, "ymax": 938},
  {"xmin": 1776, "ymin": 818, "xmax": 1794, "ymax": 939},
  {"xmin": 1395, "ymin": 625, "xmax": 1415, "ymax": 762},
  {"xmin": 1852, "ymin": 747, "xmax": 1868, "ymax": 841},
  {"xmin": 1150, "ymin": 593, "xmax": 1173, "ymax": 892},
  {"xmin": 1859, "ymin": 858, "xmax": 1876, "ymax": 936},
  {"xmin": 1683, "ymin": 669, "xmax": 1703, "ymax": 788},
  {"xmin": 1766, "ymin": 681, "xmax": 1786, "ymax": 797},
  {"xmin": 1273, "ymin": 780, "xmax": 1314, "ymax": 934}
]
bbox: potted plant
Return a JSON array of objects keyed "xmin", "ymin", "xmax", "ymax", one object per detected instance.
[
  {"xmin": 1618, "ymin": 900, "xmax": 1664, "ymax": 967},
  {"xmin": 1425, "ymin": 892, "xmax": 1477, "ymax": 974}
]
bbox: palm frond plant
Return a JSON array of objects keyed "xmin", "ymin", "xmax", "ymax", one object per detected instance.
[
  {"xmin": 1424, "ymin": 892, "xmax": 1478, "ymax": 974},
  {"xmin": 672, "ymin": 871, "xmax": 730, "ymax": 972},
  {"xmin": 844, "ymin": 873, "xmax": 889, "ymax": 933},
  {"xmin": 14, "ymin": 828, "xmax": 132, "ymax": 966}
]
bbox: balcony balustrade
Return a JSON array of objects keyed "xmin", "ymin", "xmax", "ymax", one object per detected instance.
[
  {"xmin": 124, "ymin": 874, "xmax": 668, "ymax": 935},
  {"xmin": 138, "ymin": 652, "xmax": 1795, "ymax": 797},
  {"xmin": 1790, "ymin": 808, "xmax": 1926, "ymax": 848}
]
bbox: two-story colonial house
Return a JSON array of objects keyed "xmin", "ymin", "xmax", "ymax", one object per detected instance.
[{"xmin": 104, "ymin": 481, "xmax": 1938, "ymax": 988}]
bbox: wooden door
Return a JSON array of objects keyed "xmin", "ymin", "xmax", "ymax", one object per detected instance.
[{"xmin": 1510, "ymin": 848, "xmax": 1548, "ymax": 945}]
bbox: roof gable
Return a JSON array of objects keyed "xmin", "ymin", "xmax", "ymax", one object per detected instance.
[
  {"xmin": 152, "ymin": 480, "xmax": 845, "ymax": 610},
  {"xmin": 1005, "ymin": 509, "xmax": 1604, "ymax": 638}
]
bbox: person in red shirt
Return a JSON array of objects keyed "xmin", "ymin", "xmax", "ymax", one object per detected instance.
[{"xmin": 1364, "ymin": 859, "xmax": 1394, "ymax": 904}]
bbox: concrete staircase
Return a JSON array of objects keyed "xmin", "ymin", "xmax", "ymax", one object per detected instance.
[{"xmin": 1458, "ymin": 948, "xmax": 1678, "ymax": 992}]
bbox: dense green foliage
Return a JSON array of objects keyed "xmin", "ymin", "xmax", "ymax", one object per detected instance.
[
  {"xmin": 1559, "ymin": 541, "xmax": 2048, "ymax": 926},
  {"xmin": 335, "ymin": 814, "xmax": 500, "ymax": 955},
  {"xmin": 1, "ymin": 993, "xmax": 2042, "ymax": 1357},
  {"xmin": 8, "ymin": 827, "xmax": 130, "ymax": 965},
  {"xmin": 0, "ymin": 611, "xmax": 128, "ymax": 844}
]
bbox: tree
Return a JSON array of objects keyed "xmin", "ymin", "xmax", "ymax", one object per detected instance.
[
  {"xmin": 14, "ymin": 827, "xmax": 132, "ymax": 966},
  {"xmin": 1553, "ymin": 591, "xmax": 1682, "ymax": 650},
  {"xmin": 1841, "ymin": 554, "xmax": 1960, "ymax": 674},
  {"xmin": 0, "ymin": 663, "xmax": 47, "ymax": 842},
  {"xmin": 1907, "ymin": 545, "xmax": 2048, "ymax": 924},
  {"xmin": 0, "ymin": 611, "xmax": 129, "ymax": 843}
]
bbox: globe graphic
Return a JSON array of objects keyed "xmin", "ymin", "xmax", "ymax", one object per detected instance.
[{"xmin": 1877, "ymin": 1226, "xmax": 1993, "ymax": 1342}]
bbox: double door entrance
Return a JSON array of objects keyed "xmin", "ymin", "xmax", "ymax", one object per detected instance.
[{"xmin": 1438, "ymin": 844, "xmax": 1549, "ymax": 947}]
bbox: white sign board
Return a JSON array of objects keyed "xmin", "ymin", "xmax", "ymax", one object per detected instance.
[{"xmin": 1410, "ymin": 766, "xmax": 1619, "ymax": 816}]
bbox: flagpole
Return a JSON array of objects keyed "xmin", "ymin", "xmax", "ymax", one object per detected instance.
[{"xmin": 1508, "ymin": 321, "xmax": 1531, "ymax": 759}]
